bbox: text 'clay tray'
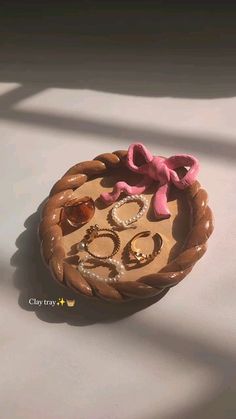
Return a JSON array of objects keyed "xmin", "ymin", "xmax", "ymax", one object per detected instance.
[{"xmin": 39, "ymin": 150, "xmax": 214, "ymax": 302}]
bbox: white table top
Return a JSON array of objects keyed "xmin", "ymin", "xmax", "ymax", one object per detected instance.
[{"xmin": 1, "ymin": 27, "xmax": 236, "ymax": 419}]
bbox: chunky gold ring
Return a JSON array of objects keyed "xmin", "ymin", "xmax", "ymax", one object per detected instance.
[
  {"xmin": 76, "ymin": 224, "xmax": 121, "ymax": 259},
  {"xmin": 128, "ymin": 230, "xmax": 163, "ymax": 263}
]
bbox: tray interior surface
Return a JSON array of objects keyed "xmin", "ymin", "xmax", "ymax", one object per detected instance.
[{"xmin": 62, "ymin": 169, "xmax": 191, "ymax": 282}]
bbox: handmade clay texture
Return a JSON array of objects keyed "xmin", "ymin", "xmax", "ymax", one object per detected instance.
[{"xmin": 39, "ymin": 151, "xmax": 213, "ymax": 301}]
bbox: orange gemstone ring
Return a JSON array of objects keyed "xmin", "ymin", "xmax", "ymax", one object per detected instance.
[{"xmin": 63, "ymin": 196, "xmax": 95, "ymax": 227}]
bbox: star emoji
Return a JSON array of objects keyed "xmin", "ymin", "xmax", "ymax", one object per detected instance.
[{"xmin": 58, "ymin": 298, "xmax": 66, "ymax": 306}]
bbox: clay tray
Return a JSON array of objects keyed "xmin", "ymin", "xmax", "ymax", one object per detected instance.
[{"xmin": 39, "ymin": 150, "xmax": 214, "ymax": 302}]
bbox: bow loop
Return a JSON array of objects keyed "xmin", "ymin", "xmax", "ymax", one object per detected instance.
[
  {"xmin": 127, "ymin": 143, "xmax": 153, "ymax": 173},
  {"xmin": 100, "ymin": 143, "xmax": 199, "ymax": 219},
  {"xmin": 166, "ymin": 154, "xmax": 200, "ymax": 189}
]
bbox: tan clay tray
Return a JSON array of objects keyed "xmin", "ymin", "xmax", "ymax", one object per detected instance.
[{"xmin": 39, "ymin": 150, "xmax": 214, "ymax": 302}]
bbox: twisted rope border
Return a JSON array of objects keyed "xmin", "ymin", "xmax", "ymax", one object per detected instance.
[{"xmin": 38, "ymin": 150, "xmax": 214, "ymax": 302}]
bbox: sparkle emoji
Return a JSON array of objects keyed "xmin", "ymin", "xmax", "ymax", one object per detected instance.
[
  {"xmin": 57, "ymin": 298, "xmax": 66, "ymax": 306},
  {"xmin": 66, "ymin": 299, "xmax": 75, "ymax": 307}
]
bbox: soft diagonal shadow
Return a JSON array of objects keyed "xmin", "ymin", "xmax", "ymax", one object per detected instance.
[
  {"xmin": 0, "ymin": 84, "xmax": 45, "ymax": 109},
  {"xmin": 145, "ymin": 388, "xmax": 236, "ymax": 419},
  {"xmin": 1, "ymin": 107, "xmax": 236, "ymax": 162},
  {"xmin": 118, "ymin": 315, "xmax": 236, "ymax": 419}
]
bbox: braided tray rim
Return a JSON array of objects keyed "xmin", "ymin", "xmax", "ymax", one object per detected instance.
[{"xmin": 39, "ymin": 150, "xmax": 214, "ymax": 302}]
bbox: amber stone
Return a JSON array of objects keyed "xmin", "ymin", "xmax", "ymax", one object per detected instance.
[{"xmin": 63, "ymin": 196, "xmax": 95, "ymax": 227}]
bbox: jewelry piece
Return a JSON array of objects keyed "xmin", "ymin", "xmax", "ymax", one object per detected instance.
[
  {"xmin": 63, "ymin": 196, "xmax": 95, "ymax": 227},
  {"xmin": 128, "ymin": 230, "xmax": 163, "ymax": 263},
  {"xmin": 78, "ymin": 255, "xmax": 124, "ymax": 283},
  {"xmin": 111, "ymin": 194, "xmax": 148, "ymax": 229},
  {"xmin": 77, "ymin": 224, "xmax": 120, "ymax": 259}
]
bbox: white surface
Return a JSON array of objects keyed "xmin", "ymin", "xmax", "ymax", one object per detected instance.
[{"xmin": 1, "ymin": 79, "xmax": 236, "ymax": 419}]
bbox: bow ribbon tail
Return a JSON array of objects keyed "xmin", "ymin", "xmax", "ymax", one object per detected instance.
[
  {"xmin": 100, "ymin": 176, "xmax": 152, "ymax": 205},
  {"xmin": 153, "ymin": 183, "xmax": 171, "ymax": 219}
]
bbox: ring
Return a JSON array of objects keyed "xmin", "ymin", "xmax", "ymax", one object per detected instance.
[
  {"xmin": 111, "ymin": 194, "xmax": 148, "ymax": 229},
  {"xmin": 63, "ymin": 196, "xmax": 95, "ymax": 227},
  {"xmin": 128, "ymin": 230, "xmax": 163, "ymax": 263},
  {"xmin": 78, "ymin": 255, "xmax": 124, "ymax": 283},
  {"xmin": 77, "ymin": 224, "xmax": 120, "ymax": 259}
]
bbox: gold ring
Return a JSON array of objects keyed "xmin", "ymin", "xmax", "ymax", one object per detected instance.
[
  {"xmin": 76, "ymin": 224, "xmax": 121, "ymax": 259},
  {"xmin": 128, "ymin": 230, "xmax": 163, "ymax": 263}
]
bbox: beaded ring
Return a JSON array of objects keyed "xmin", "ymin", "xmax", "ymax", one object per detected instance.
[
  {"xmin": 111, "ymin": 194, "xmax": 148, "ymax": 229},
  {"xmin": 76, "ymin": 224, "xmax": 121, "ymax": 259},
  {"xmin": 78, "ymin": 255, "xmax": 125, "ymax": 283}
]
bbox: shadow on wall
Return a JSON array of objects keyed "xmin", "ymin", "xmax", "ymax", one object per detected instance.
[{"xmin": 0, "ymin": 1, "xmax": 236, "ymax": 98}]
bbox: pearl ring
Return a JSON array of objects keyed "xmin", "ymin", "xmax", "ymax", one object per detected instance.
[
  {"xmin": 111, "ymin": 194, "xmax": 149, "ymax": 229},
  {"xmin": 78, "ymin": 255, "xmax": 125, "ymax": 284}
]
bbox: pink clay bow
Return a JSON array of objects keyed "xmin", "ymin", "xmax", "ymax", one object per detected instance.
[{"xmin": 100, "ymin": 143, "xmax": 199, "ymax": 219}]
